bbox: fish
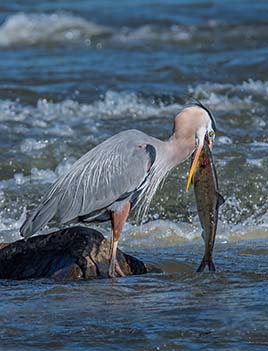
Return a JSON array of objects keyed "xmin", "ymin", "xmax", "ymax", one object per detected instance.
[{"xmin": 192, "ymin": 141, "xmax": 225, "ymax": 272}]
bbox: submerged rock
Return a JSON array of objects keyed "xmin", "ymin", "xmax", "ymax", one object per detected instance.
[{"xmin": 0, "ymin": 226, "xmax": 147, "ymax": 280}]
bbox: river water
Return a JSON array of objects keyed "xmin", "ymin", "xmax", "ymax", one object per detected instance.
[{"xmin": 0, "ymin": 0, "xmax": 268, "ymax": 350}]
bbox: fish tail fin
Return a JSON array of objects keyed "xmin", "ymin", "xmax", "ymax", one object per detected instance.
[
  {"xmin": 196, "ymin": 256, "xmax": 216, "ymax": 272},
  {"xmin": 208, "ymin": 260, "xmax": 216, "ymax": 272},
  {"xmin": 196, "ymin": 257, "xmax": 206, "ymax": 272}
]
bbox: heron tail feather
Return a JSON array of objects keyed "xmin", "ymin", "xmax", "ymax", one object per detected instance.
[{"xmin": 20, "ymin": 197, "xmax": 58, "ymax": 238}]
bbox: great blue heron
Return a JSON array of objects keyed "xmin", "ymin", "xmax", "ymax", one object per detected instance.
[{"xmin": 20, "ymin": 103, "xmax": 216, "ymax": 277}]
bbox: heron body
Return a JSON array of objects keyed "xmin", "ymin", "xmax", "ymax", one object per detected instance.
[{"xmin": 20, "ymin": 105, "xmax": 216, "ymax": 277}]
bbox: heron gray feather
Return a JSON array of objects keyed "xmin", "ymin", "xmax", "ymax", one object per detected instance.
[{"xmin": 20, "ymin": 130, "xmax": 162, "ymax": 238}]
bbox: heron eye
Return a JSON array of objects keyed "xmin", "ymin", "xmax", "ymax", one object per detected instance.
[{"xmin": 209, "ymin": 130, "xmax": 215, "ymax": 138}]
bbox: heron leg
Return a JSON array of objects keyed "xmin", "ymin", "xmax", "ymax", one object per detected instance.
[{"xmin": 108, "ymin": 202, "xmax": 131, "ymax": 278}]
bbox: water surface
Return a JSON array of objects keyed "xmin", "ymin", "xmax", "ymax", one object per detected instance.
[{"xmin": 0, "ymin": 0, "xmax": 268, "ymax": 350}]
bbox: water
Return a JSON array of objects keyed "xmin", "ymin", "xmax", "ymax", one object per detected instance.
[{"xmin": 0, "ymin": 0, "xmax": 268, "ymax": 349}]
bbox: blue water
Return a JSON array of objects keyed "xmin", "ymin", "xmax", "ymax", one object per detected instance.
[{"xmin": 0, "ymin": 1, "xmax": 268, "ymax": 350}]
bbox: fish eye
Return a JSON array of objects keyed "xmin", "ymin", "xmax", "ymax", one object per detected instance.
[{"xmin": 209, "ymin": 130, "xmax": 215, "ymax": 138}]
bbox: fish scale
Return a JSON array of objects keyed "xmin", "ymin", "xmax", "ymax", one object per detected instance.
[{"xmin": 192, "ymin": 141, "xmax": 225, "ymax": 272}]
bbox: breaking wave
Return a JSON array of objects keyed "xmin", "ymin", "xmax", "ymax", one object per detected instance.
[
  {"xmin": 0, "ymin": 158, "xmax": 77, "ymax": 243},
  {"xmin": 0, "ymin": 91, "xmax": 182, "ymax": 133},
  {"xmin": 121, "ymin": 219, "xmax": 268, "ymax": 250},
  {"xmin": 0, "ymin": 12, "xmax": 194, "ymax": 47},
  {"xmin": 0, "ymin": 13, "xmax": 110, "ymax": 47},
  {"xmin": 189, "ymin": 79, "xmax": 268, "ymax": 111},
  {"xmin": 1, "ymin": 11, "xmax": 268, "ymax": 49},
  {"xmin": 2, "ymin": 79, "xmax": 268, "ymax": 125},
  {"xmin": 1, "ymin": 209, "xmax": 268, "ymax": 246},
  {"xmin": 114, "ymin": 24, "xmax": 192, "ymax": 44},
  {"xmin": 0, "ymin": 12, "xmax": 215, "ymax": 47}
]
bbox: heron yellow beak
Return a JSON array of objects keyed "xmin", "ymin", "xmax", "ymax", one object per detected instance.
[{"xmin": 185, "ymin": 142, "xmax": 203, "ymax": 192}]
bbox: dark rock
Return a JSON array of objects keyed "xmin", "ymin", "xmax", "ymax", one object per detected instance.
[{"xmin": 0, "ymin": 226, "xmax": 148, "ymax": 280}]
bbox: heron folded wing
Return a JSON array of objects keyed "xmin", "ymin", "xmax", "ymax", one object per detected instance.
[
  {"xmin": 20, "ymin": 130, "xmax": 156, "ymax": 237},
  {"xmin": 56, "ymin": 138, "xmax": 154, "ymax": 222}
]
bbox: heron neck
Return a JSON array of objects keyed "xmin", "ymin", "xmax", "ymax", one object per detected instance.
[{"xmin": 167, "ymin": 133, "xmax": 194, "ymax": 165}]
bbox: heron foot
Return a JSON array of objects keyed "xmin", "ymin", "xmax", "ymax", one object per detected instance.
[{"xmin": 108, "ymin": 257, "xmax": 125, "ymax": 278}]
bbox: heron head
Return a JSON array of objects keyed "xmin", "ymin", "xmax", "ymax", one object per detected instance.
[{"xmin": 173, "ymin": 102, "xmax": 216, "ymax": 191}]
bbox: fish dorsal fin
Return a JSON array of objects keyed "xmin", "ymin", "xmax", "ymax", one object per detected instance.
[{"xmin": 217, "ymin": 193, "xmax": 225, "ymax": 208}]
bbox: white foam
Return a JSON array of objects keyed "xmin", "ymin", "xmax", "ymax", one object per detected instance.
[
  {"xmin": 0, "ymin": 157, "xmax": 78, "ymax": 243},
  {"xmin": 122, "ymin": 220, "xmax": 200, "ymax": 248},
  {"xmin": 0, "ymin": 92, "xmax": 181, "ymax": 128},
  {"xmin": 0, "ymin": 158, "xmax": 76, "ymax": 193},
  {"xmin": 84, "ymin": 91, "xmax": 181, "ymax": 119},
  {"xmin": 0, "ymin": 12, "xmax": 195, "ymax": 47},
  {"xmin": 115, "ymin": 24, "xmax": 192, "ymax": 44},
  {"xmin": 0, "ymin": 13, "xmax": 110, "ymax": 46},
  {"xmin": 189, "ymin": 79, "xmax": 268, "ymax": 111},
  {"xmin": 218, "ymin": 136, "xmax": 233, "ymax": 145},
  {"xmin": 0, "ymin": 12, "xmax": 265, "ymax": 50},
  {"xmin": 246, "ymin": 158, "xmax": 264, "ymax": 167},
  {"xmin": 190, "ymin": 89, "xmax": 253, "ymax": 111},
  {"xmin": 20, "ymin": 138, "xmax": 49, "ymax": 154},
  {"xmin": 120, "ymin": 218, "xmax": 268, "ymax": 249},
  {"xmin": 2, "ymin": 78, "xmax": 266, "ymax": 129},
  {"xmin": 0, "ymin": 100, "xmax": 29, "ymax": 122},
  {"xmin": 240, "ymin": 79, "xmax": 268, "ymax": 94},
  {"xmin": 196, "ymin": 79, "xmax": 268, "ymax": 96},
  {"xmin": 1, "ymin": 214, "xmax": 268, "ymax": 245},
  {"xmin": 251, "ymin": 141, "xmax": 268, "ymax": 150},
  {"xmin": 0, "ymin": 208, "xmax": 26, "ymax": 243}
]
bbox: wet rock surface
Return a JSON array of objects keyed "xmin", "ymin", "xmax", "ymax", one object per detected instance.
[{"xmin": 0, "ymin": 226, "xmax": 148, "ymax": 280}]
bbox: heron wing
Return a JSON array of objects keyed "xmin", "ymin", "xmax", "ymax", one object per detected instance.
[{"xmin": 20, "ymin": 130, "xmax": 155, "ymax": 237}]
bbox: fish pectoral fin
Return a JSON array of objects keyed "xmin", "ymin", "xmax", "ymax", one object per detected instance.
[
  {"xmin": 196, "ymin": 256, "xmax": 216, "ymax": 272},
  {"xmin": 216, "ymin": 192, "xmax": 225, "ymax": 209}
]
